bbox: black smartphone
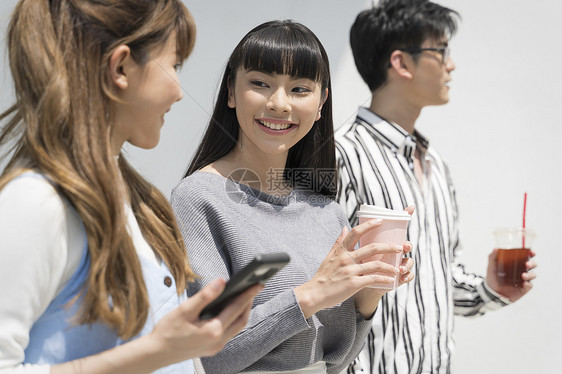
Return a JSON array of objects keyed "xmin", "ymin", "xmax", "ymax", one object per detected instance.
[{"xmin": 199, "ymin": 252, "xmax": 290, "ymax": 320}]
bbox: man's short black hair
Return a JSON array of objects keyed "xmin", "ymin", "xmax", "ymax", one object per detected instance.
[{"xmin": 350, "ymin": 0, "xmax": 459, "ymax": 92}]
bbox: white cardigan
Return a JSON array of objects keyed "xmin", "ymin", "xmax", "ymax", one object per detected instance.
[{"xmin": 0, "ymin": 173, "xmax": 159, "ymax": 373}]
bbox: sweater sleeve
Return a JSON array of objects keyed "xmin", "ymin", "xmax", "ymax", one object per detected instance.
[
  {"xmin": 0, "ymin": 174, "xmax": 81, "ymax": 373},
  {"xmin": 171, "ymin": 182, "xmax": 311, "ymax": 374}
]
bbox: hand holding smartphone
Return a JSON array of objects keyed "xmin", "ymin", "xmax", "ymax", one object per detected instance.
[{"xmin": 199, "ymin": 252, "xmax": 290, "ymax": 320}]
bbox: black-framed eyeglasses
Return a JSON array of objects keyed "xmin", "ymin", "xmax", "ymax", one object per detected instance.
[{"xmin": 400, "ymin": 46, "xmax": 450, "ymax": 64}]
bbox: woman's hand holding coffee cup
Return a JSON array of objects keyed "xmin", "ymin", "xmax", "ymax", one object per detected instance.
[
  {"xmin": 294, "ymin": 218, "xmax": 413, "ymax": 319},
  {"xmin": 356, "ymin": 205, "xmax": 413, "ymax": 288},
  {"xmin": 294, "ymin": 205, "xmax": 416, "ymax": 320},
  {"xmin": 352, "ymin": 240, "xmax": 414, "ymax": 318}
]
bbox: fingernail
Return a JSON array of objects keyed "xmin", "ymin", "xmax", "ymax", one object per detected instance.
[
  {"xmin": 400, "ymin": 266, "xmax": 406, "ymax": 273},
  {"xmin": 211, "ymin": 279, "xmax": 223, "ymax": 290}
]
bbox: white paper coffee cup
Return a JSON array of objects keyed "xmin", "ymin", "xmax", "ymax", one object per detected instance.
[{"xmin": 357, "ymin": 205, "xmax": 411, "ymax": 289}]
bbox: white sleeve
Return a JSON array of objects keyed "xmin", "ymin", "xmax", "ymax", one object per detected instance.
[
  {"xmin": 0, "ymin": 365, "xmax": 49, "ymax": 374},
  {"xmin": 0, "ymin": 174, "xmax": 83, "ymax": 373}
]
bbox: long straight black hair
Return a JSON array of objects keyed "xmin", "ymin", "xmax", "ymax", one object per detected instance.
[{"xmin": 186, "ymin": 20, "xmax": 336, "ymax": 197}]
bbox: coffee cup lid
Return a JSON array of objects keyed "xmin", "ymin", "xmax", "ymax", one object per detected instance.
[{"xmin": 357, "ymin": 204, "xmax": 411, "ymax": 221}]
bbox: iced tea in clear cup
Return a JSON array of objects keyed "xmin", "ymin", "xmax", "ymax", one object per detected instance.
[{"xmin": 494, "ymin": 228, "xmax": 536, "ymax": 287}]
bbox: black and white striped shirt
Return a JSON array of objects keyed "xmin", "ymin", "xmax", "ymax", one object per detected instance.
[{"xmin": 335, "ymin": 107, "xmax": 509, "ymax": 374}]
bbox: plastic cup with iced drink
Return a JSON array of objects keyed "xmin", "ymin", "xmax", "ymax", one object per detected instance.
[
  {"xmin": 494, "ymin": 227, "xmax": 535, "ymax": 287},
  {"xmin": 357, "ymin": 205, "xmax": 411, "ymax": 289}
]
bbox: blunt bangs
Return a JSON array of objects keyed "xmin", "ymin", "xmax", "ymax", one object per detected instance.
[{"xmin": 234, "ymin": 23, "xmax": 328, "ymax": 87}]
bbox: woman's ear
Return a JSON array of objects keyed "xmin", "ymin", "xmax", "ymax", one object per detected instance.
[
  {"xmin": 109, "ymin": 45, "xmax": 132, "ymax": 90},
  {"xmin": 315, "ymin": 87, "xmax": 329, "ymax": 121},
  {"xmin": 389, "ymin": 50, "xmax": 413, "ymax": 80},
  {"xmin": 227, "ymin": 78, "xmax": 236, "ymax": 108}
]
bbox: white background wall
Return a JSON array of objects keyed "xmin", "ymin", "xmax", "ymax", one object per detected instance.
[{"xmin": 1, "ymin": 1, "xmax": 560, "ymax": 373}]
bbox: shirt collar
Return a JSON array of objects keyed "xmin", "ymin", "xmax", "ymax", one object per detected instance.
[{"xmin": 356, "ymin": 107, "xmax": 429, "ymax": 163}]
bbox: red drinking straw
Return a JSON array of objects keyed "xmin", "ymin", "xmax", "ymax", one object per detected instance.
[{"xmin": 522, "ymin": 192, "xmax": 527, "ymax": 248}]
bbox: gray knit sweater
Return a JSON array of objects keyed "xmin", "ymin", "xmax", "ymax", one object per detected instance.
[{"xmin": 170, "ymin": 171, "xmax": 372, "ymax": 374}]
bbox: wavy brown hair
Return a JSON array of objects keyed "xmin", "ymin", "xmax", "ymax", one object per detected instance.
[{"xmin": 0, "ymin": 0, "xmax": 196, "ymax": 339}]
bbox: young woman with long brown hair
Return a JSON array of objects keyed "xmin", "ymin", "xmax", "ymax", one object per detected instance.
[{"xmin": 0, "ymin": 1, "xmax": 260, "ymax": 373}]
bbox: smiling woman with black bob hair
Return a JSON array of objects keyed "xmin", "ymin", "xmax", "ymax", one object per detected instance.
[
  {"xmin": 172, "ymin": 20, "xmax": 415, "ymax": 373},
  {"xmin": 186, "ymin": 20, "xmax": 335, "ymax": 197}
]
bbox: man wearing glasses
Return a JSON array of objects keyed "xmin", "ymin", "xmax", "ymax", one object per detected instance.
[{"xmin": 335, "ymin": 0, "xmax": 535, "ymax": 373}]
